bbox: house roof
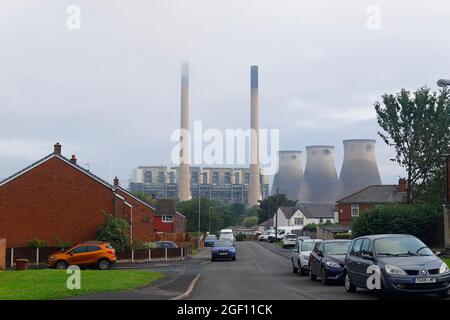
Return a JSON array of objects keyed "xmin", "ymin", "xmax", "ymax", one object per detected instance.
[
  {"xmin": 336, "ymin": 185, "xmax": 406, "ymax": 204},
  {"xmin": 296, "ymin": 203, "xmax": 335, "ymax": 219},
  {"xmin": 279, "ymin": 207, "xmax": 299, "ymax": 219},
  {"xmin": 150, "ymin": 198, "xmax": 177, "ymax": 216},
  {"xmin": 318, "ymin": 225, "xmax": 350, "ymax": 234},
  {"xmin": 0, "ymin": 150, "xmax": 157, "ymax": 211},
  {"xmin": 259, "ymin": 217, "xmax": 274, "ymax": 227}
]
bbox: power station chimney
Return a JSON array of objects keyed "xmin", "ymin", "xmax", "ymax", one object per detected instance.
[
  {"xmin": 271, "ymin": 150, "xmax": 303, "ymax": 201},
  {"xmin": 177, "ymin": 61, "xmax": 191, "ymax": 201},
  {"xmin": 336, "ymin": 139, "xmax": 381, "ymax": 200},
  {"xmin": 248, "ymin": 65, "xmax": 261, "ymax": 207},
  {"xmin": 298, "ymin": 146, "xmax": 338, "ymax": 204}
]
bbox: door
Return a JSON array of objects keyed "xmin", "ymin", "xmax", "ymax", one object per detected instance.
[
  {"xmin": 346, "ymin": 239, "xmax": 363, "ymax": 286},
  {"xmin": 66, "ymin": 246, "xmax": 89, "ymax": 265},
  {"xmin": 309, "ymin": 242, "xmax": 323, "ymax": 276},
  {"xmin": 84, "ymin": 246, "xmax": 102, "ymax": 264},
  {"xmin": 358, "ymin": 239, "xmax": 375, "ymax": 288}
]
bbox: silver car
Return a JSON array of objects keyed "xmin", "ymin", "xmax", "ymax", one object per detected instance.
[{"xmin": 291, "ymin": 239, "xmax": 322, "ymax": 276}]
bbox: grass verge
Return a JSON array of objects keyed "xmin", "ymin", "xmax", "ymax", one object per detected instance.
[
  {"xmin": 444, "ymin": 258, "xmax": 450, "ymax": 267},
  {"xmin": 0, "ymin": 269, "xmax": 163, "ymax": 300}
]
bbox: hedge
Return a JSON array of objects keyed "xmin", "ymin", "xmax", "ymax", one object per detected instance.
[{"xmin": 351, "ymin": 204, "xmax": 442, "ymax": 244}]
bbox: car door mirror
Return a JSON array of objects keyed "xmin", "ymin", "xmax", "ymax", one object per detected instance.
[
  {"xmin": 317, "ymin": 251, "xmax": 323, "ymax": 257},
  {"xmin": 293, "ymin": 249, "xmax": 298, "ymax": 253},
  {"xmin": 361, "ymin": 253, "xmax": 373, "ymax": 260},
  {"xmin": 434, "ymin": 251, "xmax": 442, "ymax": 257}
]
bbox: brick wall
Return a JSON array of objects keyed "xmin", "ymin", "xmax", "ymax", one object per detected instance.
[
  {"xmin": 337, "ymin": 203, "xmax": 373, "ymax": 226},
  {"xmin": 0, "ymin": 239, "xmax": 5, "ymax": 270},
  {"xmin": 0, "ymin": 157, "xmax": 115, "ymax": 248}
]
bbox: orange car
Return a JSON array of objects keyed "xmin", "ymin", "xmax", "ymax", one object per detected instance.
[{"xmin": 47, "ymin": 241, "xmax": 116, "ymax": 270}]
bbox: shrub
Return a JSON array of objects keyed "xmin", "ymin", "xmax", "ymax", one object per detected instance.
[
  {"xmin": 351, "ymin": 204, "xmax": 442, "ymax": 244},
  {"xmin": 54, "ymin": 239, "xmax": 71, "ymax": 249},
  {"xmin": 28, "ymin": 239, "xmax": 47, "ymax": 248},
  {"xmin": 97, "ymin": 214, "xmax": 130, "ymax": 253},
  {"xmin": 334, "ymin": 232, "xmax": 352, "ymax": 239},
  {"xmin": 235, "ymin": 233, "xmax": 245, "ymax": 241}
]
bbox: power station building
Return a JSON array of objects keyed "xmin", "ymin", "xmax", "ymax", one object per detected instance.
[{"xmin": 129, "ymin": 166, "xmax": 269, "ymax": 204}]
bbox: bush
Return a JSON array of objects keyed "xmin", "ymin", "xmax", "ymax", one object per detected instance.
[
  {"xmin": 28, "ymin": 239, "xmax": 47, "ymax": 248},
  {"xmin": 334, "ymin": 232, "xmax": 352, "ymax": 239},
  {"xmin": 235, "ymin": 233, "xmax": 245, "ymax": 241},
  {"xmin": 97, "ymin": 214, "xmax": 130, "ymax": 253},
  {"xmin": 351, "ymin": 204, "xmax": 442, "ymax": 244}
]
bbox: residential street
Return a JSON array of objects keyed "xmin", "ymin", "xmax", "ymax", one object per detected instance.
[{"xmin": 190, "ymin": 241, "xmax": 375, "ymax": 300}]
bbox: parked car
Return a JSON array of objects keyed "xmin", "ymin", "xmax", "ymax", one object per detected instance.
[
  {"xmin": 47, "ymin": 241, "xmax": 116, "ymax": 270},
  {"xmin": 291, "ymin": 239, "xmax": 322, "ymax": 276},
  {"xmin": 277, "ymin": 226, "xmax": 303, "ymax": 240},
  {"xmin": 344, "ymin": 234, "xmax": 450, "ymax": 297},
  {"xmin": 258, "ymin": 230, "xmax": 271, "ymax": 241},
  {"xmin": 154, "ymin": 241, "xmax": 178, "ymax": 249},
  {"xmin": 282, "ymin": 234, "xmax": 298, "ymax": 248},
  {"xmin": 220, "ymin": 229, "xmax": 235, "ymax": 245},
  {"xmin": 309, "ymin": 240, "xmax": 351, "ymax": 285},
  {"xmin": 267, "ymin": 230, "xmax": 283, "ymax": 242},
  {"xmin": 205, "ymin": 235, "xmax": 218, "ymax": 247},
  {"xmin": 211, "ymin": 239, "xmax": 236, "ymax": 261}
]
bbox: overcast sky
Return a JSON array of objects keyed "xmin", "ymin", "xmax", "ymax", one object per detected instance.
[{"xmin": 1, "ymin": 0, "xmax": 450, "ymax": 185}]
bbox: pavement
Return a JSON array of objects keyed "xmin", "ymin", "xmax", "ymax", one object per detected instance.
[{"xmin": 67, "ymin": 249, "xmax": 210, "ymax": 300}]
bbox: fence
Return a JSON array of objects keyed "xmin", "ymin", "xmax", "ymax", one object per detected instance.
[{"xmin": 5, "ymin": 243, "xmax": 194, "ymax": 269}]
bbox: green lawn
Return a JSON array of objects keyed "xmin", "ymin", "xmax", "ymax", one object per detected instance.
[
  {"xmin": 0, "ymin": 269, "xmax": 163, "ymax": 300},
  {"xmin": 445, "ymin": 258, "xmax": 450, "ymax": 267}
]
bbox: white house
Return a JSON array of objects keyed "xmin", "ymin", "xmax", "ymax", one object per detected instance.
[{"xmin": 275, "ymin": 204, "xmax": 335, "ymax": 228}]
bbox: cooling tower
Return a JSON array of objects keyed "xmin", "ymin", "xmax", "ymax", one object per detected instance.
[
  {"xmin": 298, "ymin": 146, "xmax": 338, "ymax": 204},
  {"xmin": 248, "ymin": 65, "xmax": 261, "ymax": 207},
  {"xmin": 271, "ymin": 151, "xmax": 303, "ymax": 201},
  {"xmin": 336, "ymin": 139, "xmax": 382, "ymax": 200},
  {"xmin": 177, "ymin": 61, "xmax": 191, "ymax": 201}
]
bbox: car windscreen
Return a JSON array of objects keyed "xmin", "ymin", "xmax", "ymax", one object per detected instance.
[
  {"xmin": 285, "ymin": 235, "xmax": 297, "ymax": 239},
  {"xmin": 374, "ymin": 237, "xmax": 434, "ymax": 257},
  {"xmin": 324, "ymin": 241, "xmax": 350, "ymax": 255},
  {"xmin": 214, "ymin": 240, "xmax": 233, "ymax": 247},
  {"xmin": 301, "ymin": 242, "xmax": 316, "ymax": 251},
  {"xmin": 206, "ymin": 236, "xmax": 217, "ymax": 240}
]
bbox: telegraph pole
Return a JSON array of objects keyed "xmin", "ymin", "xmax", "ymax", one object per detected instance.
[{"xmin": 275, "ymin": 188, "xmax": 279, "ymax": 240}]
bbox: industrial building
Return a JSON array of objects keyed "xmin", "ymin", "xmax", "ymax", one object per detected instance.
[{"xmin": 129, "ymin": 166, "xmax": 269, "ymax": 204}]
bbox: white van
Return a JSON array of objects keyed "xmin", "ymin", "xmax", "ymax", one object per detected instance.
[
  {"xmin": 277, "ymin": 226, "xmax": 302, "ymax": 239},
  {"xmin": 219, "ymin": 229, "xmax": 235, "ymax": 244}
]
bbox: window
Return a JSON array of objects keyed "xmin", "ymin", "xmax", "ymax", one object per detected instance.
[
  {"xmin": 191, "ymin": 171, "xmax": 199, "ymax": 184},
  {"xmin": 157, "ymin": 171, "xmax": 165, "ymax": 184},
  {"xmin": 202, "ymin": 172, "xmax": 208, "ymax": 184},
  {"xmin": 244, "ymin": 173, "xmax": 250, "ymax": 184},
  {"xmin": 212, "ymin": 172, "xmax": 219, "ymax": 184},
  {"xmin": 87, "ymin": 246, "xmax": 101, "ymax": 252},
  {"xmin": 169, "ymin": 172, "xmax": 175, "ymax": 184},
  {"xmin": 69, "ymin": 246, "xmax": 87, "ymax": 254},
  {"xmin": 144, "ymin": 171, "xmax": 152, "ymax": 184},
  {"xmin": 350, "ymin": 239, "xmax": 363, "ymax": 256},
  {"xmin": 162, "ymin": 215, "xmax": 174, "ymax": 223},
  {"xmin": 234, "ymin": 172, "xmax": 240, "ymax": 184},
  {"xmin": 319, "ymin": 218, "xmax": 323, "ymax": 223},
  {"xmin": 294, "ymin": 218, "xmax": 304, "ymax": 226},
  {"xmin": 351, "ymin": 204, "xmax": 360, "ymax": 217},
  {"xmin": 360, "ymin": 239, "xmax": 372, "ymax": 256},
  {"xmin": 224, "ymin": 172, "xmax": 231, "ymax": 184}
]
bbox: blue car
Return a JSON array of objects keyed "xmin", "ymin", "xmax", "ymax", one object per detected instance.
[
  {"xmin": 308, "ymin": 240, "xmax": 351, "ymax": 285},
  {"xmin": 211, "ymin": 239, "xmax": 236, "ymax": 261},
  {"xmin": 204, "ymin": 235, "xmax": 218, "ymax": 247}
]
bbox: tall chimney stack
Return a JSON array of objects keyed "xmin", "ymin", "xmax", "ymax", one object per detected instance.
[
  {"xmin": 53, "ymin": 142, "xmax": 62, "ymax": 155},
  {"xmin": 248, "ymin": 65, "xmax": 261, "ymax": 207},
  {"xmin": 177, "ymin": 61, "xmax": 192, "ymax": 201}
]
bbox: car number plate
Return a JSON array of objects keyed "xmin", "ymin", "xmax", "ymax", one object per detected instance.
[
  {"xmin": 220, "ymin": 252, "xmax": 228, "ymax": 255},
  {"xmin": 415, "ymin": 277, "xmax": 436, "ymax": 283}
]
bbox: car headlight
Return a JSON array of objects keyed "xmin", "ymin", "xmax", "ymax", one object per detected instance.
[
  {"xmin": 48, "ymin": 256, "xmax": 55, "ymax": 261},
  {"xmin": 439, "ymin": 262, "xmax": 449, "ymax": 274},
  {"xmin": 325, "ymin": 261, "xmax": 341, "ymax": 268},
  {"xmin": 302, "ymin": 255, "xmax": 309, "ymax": 259},
  {"xmin": 385, "ymin": 264, "xmax": 407, "ymax": 275}
]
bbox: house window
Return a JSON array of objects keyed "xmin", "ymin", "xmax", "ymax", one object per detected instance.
[
  {"xmin": 294, "ymin": 218, "xmax": 304, "ymax": 226},
  {"xmin": 162, "ymin": 215, "xmax": 174, "ymax": 223},
  {"xmin": 144, "ymin": 171, "xmax": 152, "ymax": 184},
  {"xmin": 212, "ymin": 172, "xmax": 219, "ymax": 184},
  {"xmin": 351, "ymin": 204, "xmax": 360, "ymax": 217},
  {"xmin": 224, "ymin": 172, "xmax": 231, "ymax": 184}
]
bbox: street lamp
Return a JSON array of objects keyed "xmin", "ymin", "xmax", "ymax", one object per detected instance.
[{"xmin": 437, "ymin": 79, "xmax": 450, "ymax": 88}]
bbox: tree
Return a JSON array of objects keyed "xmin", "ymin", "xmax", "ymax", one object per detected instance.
[
  {"xmin": 97, "ymin": 214, "xmax": 130, "ymax": 253},
  {"xmin": 257, "ymin": 194, "xmax": 298, "ymax": 224},
  {"xmin": 375, "ymin": 87, "xmax": 450, "ymax": 203},
  {"xmin": 242, "ymin": 216, "xmax": 258, "ymax": 227}
]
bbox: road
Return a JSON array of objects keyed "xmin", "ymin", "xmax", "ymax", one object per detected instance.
[{"xmin": 190, "ymin": 241, "xmax": 375, "ymax": 300}]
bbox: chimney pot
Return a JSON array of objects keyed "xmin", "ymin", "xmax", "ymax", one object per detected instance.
[
  {"xmin": 113, "ymin": 177, "xmax": 119, "ymax": 187},
  {"xmin": 70, "ymin": 155, "xmax": 77, "ymax": 165},
  {"xmin": 54, "ymin": 143, "xmax": 62, "ymax": 155},
  {"xmin": 399, "ymin": 178, "xmax": 407, "ymax": 192}
]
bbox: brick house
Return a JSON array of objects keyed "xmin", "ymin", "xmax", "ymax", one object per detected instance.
[
  {"xmin": 0, "ymin": 143, "xmax": 160, "ymax": 248},
  {"xmin": 336, "ymin": 179, "xmax": 407, "ymax": 226},
  {"xmin": 150, "ymin": 198, "xmax": 186, "ymax": 233}
]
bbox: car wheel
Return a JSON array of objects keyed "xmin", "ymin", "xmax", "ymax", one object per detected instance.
[
  {"xmin": 321, "ymin": 267, "xmax": 329, "ymax": 285},
  {"xmin": 438, "ymin": 289, "xmax": 449, "ymax": 298},
  {"xmin": 292, "ymin": 260, "xmax": 298, "ymax": 273},
  {"xmin": 232, "ymin": 257, "xmax": 236, "ymax": 261},
  {"xmin": 56, "ymin": 260, "xmax": 68, "ymax": 270},
  {"xmin": 98, "ymin": 259, "xmax": 110, "ymax": 270},
  {"xmin": 309, "ymin": 267, "xmax": 317, "ymax": 281},
  {"xmin": 211, "ymin": 257, "xmax": 215, "ymax": 262},
  {"xmin": 299, "ymin": 262, "xmax": 306, "ymax": 276},
  {"xmin": 344, "ymin": 273, "xmax": 357, "ymax": 293}
]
